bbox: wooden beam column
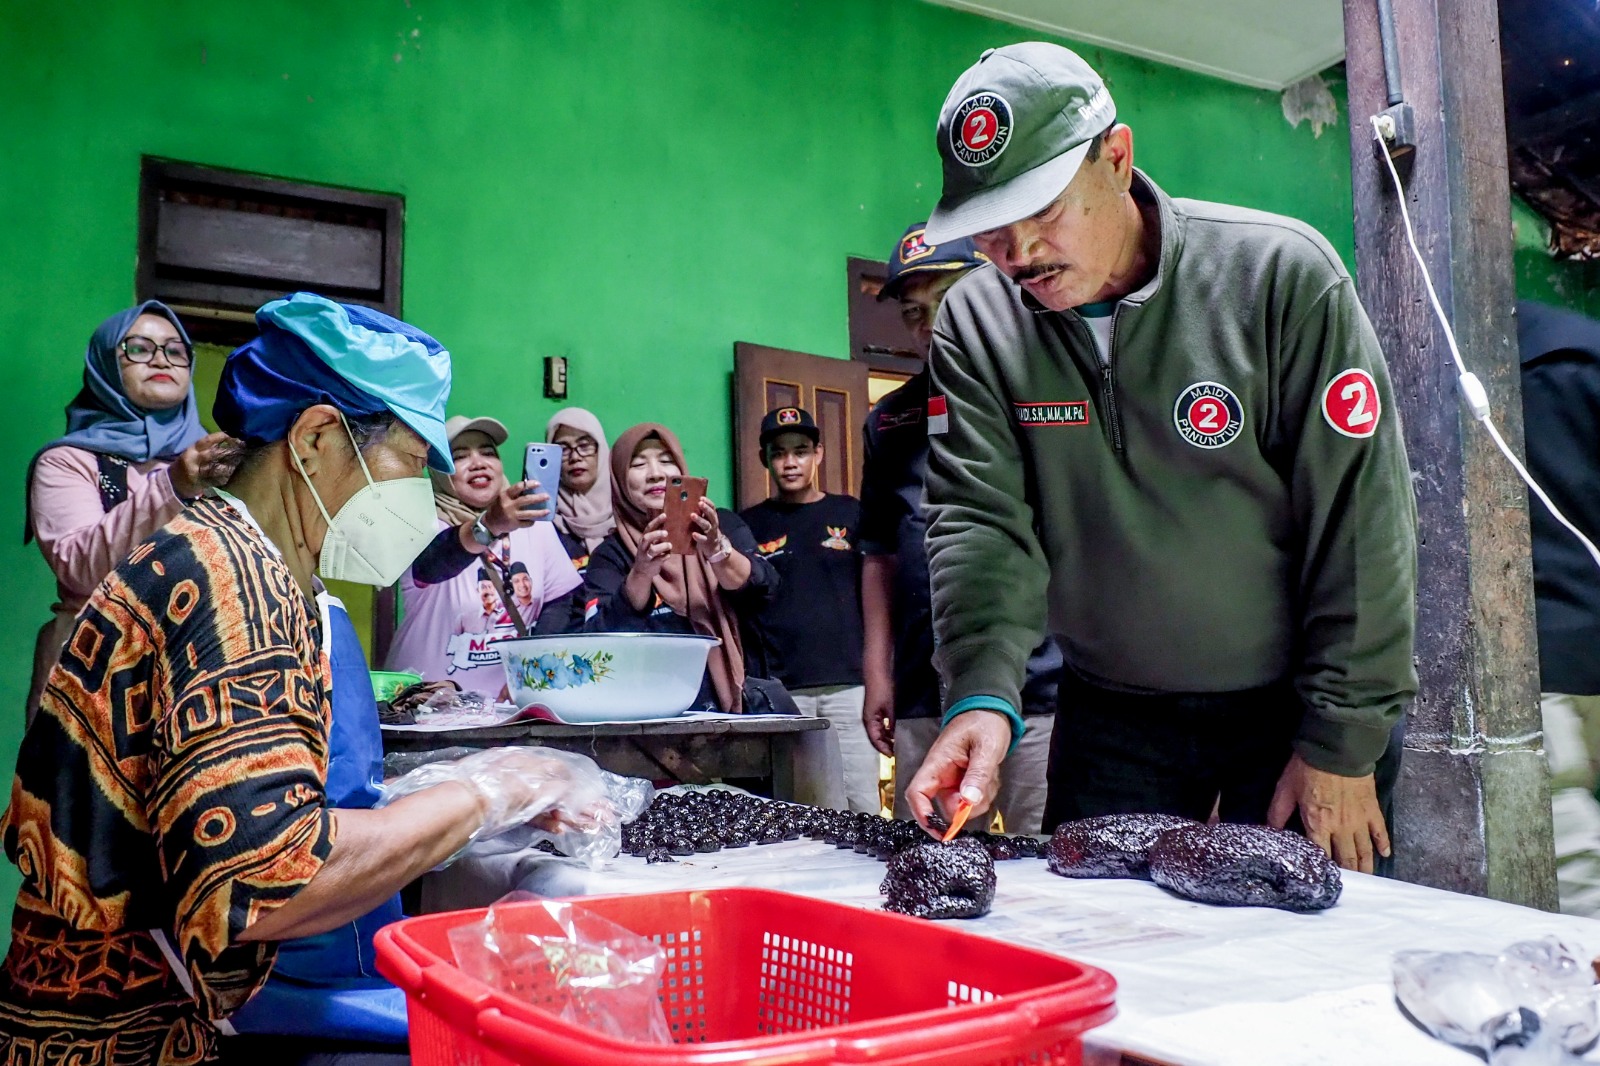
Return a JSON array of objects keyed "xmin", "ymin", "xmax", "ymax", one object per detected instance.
[{"xmin": 1343, "ymin": 0, "xmax": 1555, "ymax": 907}]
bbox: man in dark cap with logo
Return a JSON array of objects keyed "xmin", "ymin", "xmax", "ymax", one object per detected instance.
[
  {"xmin": 740, "ymin": 407, "xmax": 877, "ymax": 812},
  {"xmin": 903, "ymin": 43, "xmax": 1418, "ymax": 873},
  {"xmin": 860, "ymin": 224, "xmax": 1062, "ymax": 834}
]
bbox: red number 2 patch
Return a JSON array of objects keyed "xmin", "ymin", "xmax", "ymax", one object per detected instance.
[
  {"xmin": 1321, "ymin": 368, "xmax": 1380, "ymax": 438},
  {"xmin": 962, "ymin": 109, "xmax": 995, "ymax": 150}
]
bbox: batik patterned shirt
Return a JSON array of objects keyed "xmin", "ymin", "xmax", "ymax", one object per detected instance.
[{"xmin": 0, "ymin": 498, "xmax": 336, "ymax": 1064}]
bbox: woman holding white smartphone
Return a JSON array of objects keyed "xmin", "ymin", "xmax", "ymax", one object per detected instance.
[{"xmin": 383, "ymin": 414, "xmax": 581, "ymax": 699}]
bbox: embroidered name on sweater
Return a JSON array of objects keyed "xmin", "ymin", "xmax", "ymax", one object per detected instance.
[{"xmin": 1015, "ymin": 401, "xmax": 1089, "ymax": 427}]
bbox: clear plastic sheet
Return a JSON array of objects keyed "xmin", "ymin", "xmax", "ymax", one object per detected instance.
[
  {"xmin": 424, "ymin": 685, "xmax": 482, "ymax": 711},
  {"xmin": 1393, "ymin": 937, "xmax": 1600, "ymax": 1064},
  {"xmin": 1280, "ymin": 73, "xmax": 1339, "ymax": 138},
  {"xmin": 469, "ymin": 766, "xmax": 656, "ymax": 868},
  {"xmin": 376, "ymin": 747, "xmax": 651, "ymax": 866},
  {"xmin": 447, "ymin": 891, "xmax": 672, "ymax": 1044},
  {"xmin": 377, "ymin": 681, "xmax": 473, "ymax": 726}
]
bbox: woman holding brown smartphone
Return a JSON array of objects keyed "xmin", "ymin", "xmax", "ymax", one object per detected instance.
[{"xmin": 583, "ymin": 423, "xmax": 779, "ymax": 713}]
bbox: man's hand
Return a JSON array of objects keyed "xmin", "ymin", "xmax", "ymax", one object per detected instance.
[
  {"xmin": 863, "ymin": 683, "xmax": 895, "ymax": 756},
  {"xmin": 1267, "ymin": 752, "xmax": 1390, "ymax": 873},
  {"xmin": 860, "ymin": 555, "xmax": 897, "ymax": 755},
  {"xmin": 456, "ymin": 746, "xmax": 585, "ymax": 836},
  {"xmin": 904, "ymin": 710, "xmax": 1011, "ymax": 838}
]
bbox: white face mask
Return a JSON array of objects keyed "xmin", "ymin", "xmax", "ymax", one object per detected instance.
[{"xmin": 291, "ymin": 415, "xmax": 437, "ymax": 586}]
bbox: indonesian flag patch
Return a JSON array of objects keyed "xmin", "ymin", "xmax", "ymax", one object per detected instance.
[{"xmin": 927, "ymin": 394, "xmax": 949, "ymax": 435}]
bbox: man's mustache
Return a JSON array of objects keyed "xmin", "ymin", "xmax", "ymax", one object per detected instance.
[{"xmin": 1014, "ymin": 263, "xmax": 1069, "ymax": 282}]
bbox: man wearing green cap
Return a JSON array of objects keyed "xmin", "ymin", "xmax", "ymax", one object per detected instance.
[{"xmin": 904, "ymin": 43, "xmax": 1417, "ymax": 874}]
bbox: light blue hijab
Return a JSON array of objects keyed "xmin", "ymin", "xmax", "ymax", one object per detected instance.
[{"xmin": 23, "ymin": 300, "xmax": 206, "ymax": 542}]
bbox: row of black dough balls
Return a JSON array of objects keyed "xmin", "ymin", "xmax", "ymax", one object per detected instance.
[{"xmin": 618, "ymin": 792, "xmax": 1342, "ymax": 919}]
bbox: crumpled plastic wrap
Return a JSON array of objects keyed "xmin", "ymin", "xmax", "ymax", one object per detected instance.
[
  {"xmin": 1393, "ymin": 937, "xmax": 1600, "ymax": 1064},
  {"xmin": 470, "ymin": 764, "xmax": 656, "ymax": 868},
  {"xmin": 448, "ymin": 892, "xmax": 672, "ymax": 1044},
  {"xmin": 376, "ymin": 747, "xmax": 653, "ymax": 867},
  {"xmin": 377, "ymin": 680, "xmax": 472, "ymax": 726}
]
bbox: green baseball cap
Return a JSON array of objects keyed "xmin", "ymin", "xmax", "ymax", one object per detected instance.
[{"xmin": 924, "ymin": 43, "xmax": 1117, "ymax": 244}]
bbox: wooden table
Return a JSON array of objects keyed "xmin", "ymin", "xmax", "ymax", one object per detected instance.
[{"xmin": 382, "ymin": 715, "xmax": 829, "ymax": 800}]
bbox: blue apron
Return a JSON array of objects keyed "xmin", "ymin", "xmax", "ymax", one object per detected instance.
[{"xmin": 227, "ymin": 595, "xmax": 409, "ymax": 1042}]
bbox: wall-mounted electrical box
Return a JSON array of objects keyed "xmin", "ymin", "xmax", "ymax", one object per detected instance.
[{"xmin": 544, "ymin": 356, "xmax": 568, "ymax": 399}]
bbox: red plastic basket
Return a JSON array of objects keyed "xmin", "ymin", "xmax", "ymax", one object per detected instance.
[{"xmin": 376, "ymin": 887, "xmax": 1116, "ymax": 1066}]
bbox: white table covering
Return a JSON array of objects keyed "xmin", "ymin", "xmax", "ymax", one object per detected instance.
[{"xmin": 457, "ymin": 839, "xmax": 1600, "ymax": 1064}]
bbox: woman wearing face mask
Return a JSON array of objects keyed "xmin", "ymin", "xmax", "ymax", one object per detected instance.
[
  {"xmin": 23, "ymin": 301, "xmax": 242, "ymax": 720},
  {"xmin": 584, "ymin": 424, "xmax": 779, "ymax": 714},
  {"xmin": 544, "ymin": 407, "xmax": 614, "ymax": 577},
  {"xmin": 0, "ymin": 294, "xmax": 592, "ymax": 1063},
  {"xmin": 383, "ymin": 415, "xmax": 583, "ymax": 699}
]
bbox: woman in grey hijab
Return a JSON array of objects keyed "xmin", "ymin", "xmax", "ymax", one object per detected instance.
[{"xmin": 545, "ymin": 406, "xmax": 614, "ymax": 559}]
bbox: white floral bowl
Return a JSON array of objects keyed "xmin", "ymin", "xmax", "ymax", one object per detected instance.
[{"xmin": 495, "ymin": 633, "xmax": 720, "ymax": 723}]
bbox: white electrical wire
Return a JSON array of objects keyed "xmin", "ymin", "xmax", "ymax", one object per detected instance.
[{"xmin": 1370, "ymin": 114, "xmax": 1600, "ymax": 574}]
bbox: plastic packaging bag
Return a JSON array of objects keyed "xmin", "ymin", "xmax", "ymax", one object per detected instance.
[
  {"xmin": 448, "ymin": 891, "xmax": 672, "ymax": 1044},
  {"xmin": 1280, "ymin": 73, "xmax": 1339, "ymax": 138},
  {"xmin": 377, "ymin": 747, "xmax": 650, "ymax": 866},
  {"xmin": 425, "ymin": 685, "xmax": 482, "ymax": 711},
  {"xmin": 1393, "ymin": 937, "xmax": 1599, "ymax": 1064}
]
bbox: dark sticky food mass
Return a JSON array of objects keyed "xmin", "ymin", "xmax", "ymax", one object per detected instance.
[
  {"xmin": 620, "ymin": 789, "xmax": 1039, "ymax": 871},
  {"xmin": 880, "ymin": 839, "xmax": 997, "ymax": 920},
  {"xmin": 1046, "ymin": 813, "xmax": 1198, "ymax": 879},
  {"xmin": 1147, "ymin": 823, "xmax": 1342, "ymax": 912}
]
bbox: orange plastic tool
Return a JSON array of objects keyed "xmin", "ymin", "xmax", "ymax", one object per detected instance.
[{"xmin": 939, "ymin": 796, "xmax": 975, "ymax": 843}]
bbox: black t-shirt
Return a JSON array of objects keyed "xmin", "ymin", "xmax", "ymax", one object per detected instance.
[
  {"xmin": 861, "ymin": 370, "xmax": 1063, "ymax": 718},
  {"xmin": 557, "ymin": 528, "xmax": 594, "ymax": 583},
  {"xmin": 739, "ymin": 494, "xmax": 864, "ymax": 689},
  {"xmin": 582, "ymin": 509, "xmax": 779, "ymax": 711}
]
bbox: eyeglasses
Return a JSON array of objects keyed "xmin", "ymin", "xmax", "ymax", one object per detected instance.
[
  {"xmin": 119, "ymin": 336, "xmax": 193, "ymax": 367},
  {"xmin": 560, "ymin": 437, "xmax": 599, "ymax": 460}
]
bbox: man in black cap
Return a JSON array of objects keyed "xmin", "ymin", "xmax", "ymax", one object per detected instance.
[
  {"xmin": 860, "ymin": 223, "xmax": 1062, "ymax": 834},
  {"xmin": 740, "ymin": 407, "xmax": 877, "ymax": 812},
  {"xmin": 905, "ymin": 43, "xmax": 1417, "ymax": 874}
]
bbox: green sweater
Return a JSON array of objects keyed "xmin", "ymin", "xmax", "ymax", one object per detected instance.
[{"xmin": 925, "ymin": 171, "xmax": 1418, "ymax": 777}]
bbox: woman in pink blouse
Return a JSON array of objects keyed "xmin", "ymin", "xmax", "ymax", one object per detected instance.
[
  {"xmin": 24, "ymin": 302, "xmax": 240, "ymax": 718},
  {"xmin": 383, "ymin": 414, "xmax": 582, "ymax": 699}
]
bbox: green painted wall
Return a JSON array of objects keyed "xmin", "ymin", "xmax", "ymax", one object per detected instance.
[
  {"xmin": 1512, "ymin": 197, "xmax": 1600, "ymax": 318},
  {"xmin": 0, "ymin": 0, "xmax": 1355, "ymax": 938}
]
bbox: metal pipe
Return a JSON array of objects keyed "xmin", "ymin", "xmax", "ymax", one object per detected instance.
[{"xmin": 1376, "ymin": 0, "xmax": 1405, "ymax": 106}]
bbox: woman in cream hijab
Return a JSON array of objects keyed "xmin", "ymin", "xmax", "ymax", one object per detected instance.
[{"xmin": 545, "ymin": 407, "xmax": 614, "ymax": 560}]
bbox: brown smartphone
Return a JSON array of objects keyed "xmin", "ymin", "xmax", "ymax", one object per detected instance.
[{"xmin": 663, "ymin": 475, "xmax": 709, "ymax": 555}]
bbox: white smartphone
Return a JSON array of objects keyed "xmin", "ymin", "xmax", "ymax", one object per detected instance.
[{"xmin": 521, "ymin": 442, "xmax": 562, "ymax": 520}]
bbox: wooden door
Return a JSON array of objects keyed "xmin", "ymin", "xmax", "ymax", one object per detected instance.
[{"xmin": 733, "ymin": 343, "xmax": 869, "ymax": 510}]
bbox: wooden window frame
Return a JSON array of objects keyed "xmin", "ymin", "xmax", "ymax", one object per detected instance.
[
  {"xmin": 136, "ymin": 157, "xmax": 404, "ymax": 346},
  {"xmin": 137, "ymin": 158, "xmax": 406, "ymax": 660}
]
